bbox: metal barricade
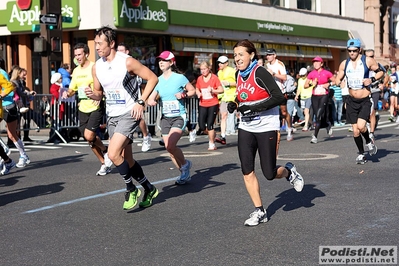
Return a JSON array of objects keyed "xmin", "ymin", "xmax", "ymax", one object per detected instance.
[
  {"xmin": 0, "ymin": 94, "xmax": 201, "ymax": 141},
  {"xmin": 17, "ymin": 93, "xmax": 80, "ymax": 143}
]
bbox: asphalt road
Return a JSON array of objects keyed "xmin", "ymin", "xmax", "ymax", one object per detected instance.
[{"xmin": 1, "ymin": 115, "xmax": 398, "ymax": 266}]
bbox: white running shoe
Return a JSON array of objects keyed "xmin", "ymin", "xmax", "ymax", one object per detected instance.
[
  {"xmin": 16, "ymin": 156, "xmax": 30, "ymax": 168},
  {"xmin": 285, "ymin": 162, "xmax": 304, "ymax": 192},
  {"xmin": 103, "ymin": 153, "xmax": 113, "ymax": 168},
  {"xmin": 356, "ymin": 154, "xmax": 367, "ymax": 164},
  {"xmin": 327, "ymin": 123, "xmax": 333, "ymax": 137},
  {"xmin": 1, "ymin": 159, "xmax": 16, "ymax": 175},
  {"xmin": 189, "ymin": 129, "xmax": 197, "ymax": 143},
  {"xmin": 96, "ymin": 164, "xmax": 111, "ymax": 176},
  {"xmin": 244, "ymin": 209, "xmax": 268, "ymax": 226},
  {"xmin": 141, "ymin": 134, "xmax": 151, "ymax": 152},
  {"xmin": 310, "ymin": 134, "xmax": 318, "ymax": 144},
  {"xmin": 366, "ymin": 141, "xmax": 377, "ymax": 156}
]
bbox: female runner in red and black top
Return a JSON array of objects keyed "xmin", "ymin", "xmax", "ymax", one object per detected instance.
[{"xmin": 228, "ymin": 39, "xmax": 304, "ymax": 226}]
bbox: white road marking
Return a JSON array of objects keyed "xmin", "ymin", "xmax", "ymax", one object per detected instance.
[{"xmin": 23, "ymin": 177, "xmax": 178, "ymax": 214}]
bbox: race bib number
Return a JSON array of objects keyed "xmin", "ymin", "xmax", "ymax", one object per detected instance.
[
  {"xmin": 106, "ymin": 89, "xmax": 125, "ymax": 105},
  {"xmin": 347, "ymin": 78, "xmax": 363, "ymax": 88},
  {"xmin": 78, "ymin": 86, "xmax": 88, "ymax": 99},
  {"xmin": 241, "ymin": 112, "xmax": 261, "ymax": 125},
  {"xmin": 163, "ymin": 100, "xmax": 180, "ymax": 115},
  {"xmin": 313, "ymin": 85, "xmax": 326, "ymax": 95},
  {"xmin": 201, "ymin": 88, "xmax": 213, "ymax": 100}
]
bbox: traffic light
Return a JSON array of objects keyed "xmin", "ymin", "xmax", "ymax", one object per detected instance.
[
  {"xmin": 33, "ymin": 37, "xmax": 46, "ymax": 53},
  {"xmin": 47, "ymin": 25, "xmax": 56, "ymax": 30},
  {"xmin": 51, "ymin": 37, "xmax": 61, "ymax": 52}
]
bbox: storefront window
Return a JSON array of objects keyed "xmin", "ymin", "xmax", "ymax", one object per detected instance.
[{"xmin": 123, "ymin": 35, "xmax": 158, "ymax": 74}]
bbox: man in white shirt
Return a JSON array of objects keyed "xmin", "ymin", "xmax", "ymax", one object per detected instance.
[{"xmin": 265, "ymin": 49, "xmax": 292, "ymax": 141}]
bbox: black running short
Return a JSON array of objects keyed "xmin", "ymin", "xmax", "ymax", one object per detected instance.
[{"xmin": 345, "ymin": 96, "xmax": 372, "ymax": 124}]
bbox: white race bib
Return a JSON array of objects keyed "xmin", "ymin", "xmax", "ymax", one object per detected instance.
[
  {"xmin": 200, "ymin": 88, "xmax": 213, "ymax": 100},
  {"xmin": 347, "ymin": 78, "xmax": 363, "ymax": 88},
  {"xmin": 78, "ymin": 86, "xmax": 88, "ymax": 99},
  {"xmin": 106, "ymin": 89, "xmax": 126, "ymax": 105},
  {"xmin": 163, "ymin": 100, "xmax": 180, "ymax": 115},
  {"xmin": 313, "ymin": 85, "xmax": 326, "ymax": 95}
]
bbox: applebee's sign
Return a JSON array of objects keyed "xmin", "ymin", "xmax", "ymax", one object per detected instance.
[
  {"xmin": 2, "ymin": 0, "xmax": 79, "ymax": 31},
  {"xmin": 114, "ymin": 0, "xmax": 169, "ymax": 30}
]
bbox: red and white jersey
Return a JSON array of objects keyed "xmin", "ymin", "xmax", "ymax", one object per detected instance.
[{"xmin": 236, "ymin": 65, "xmax": 280, "ymax": 133}]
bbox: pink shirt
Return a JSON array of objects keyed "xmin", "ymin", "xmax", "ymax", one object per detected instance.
[
  {"xmin": 307, "ymin": 69, "xmax": 333, "ymax": 96},
  {"xmin": 307, "ymin": 69, "xmax": 333, "ymax": 85}
]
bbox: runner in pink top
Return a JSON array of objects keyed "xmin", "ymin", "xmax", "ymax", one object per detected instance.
[{"xmin": 304, "ymin": 56, "xmax": 334, "ymax": 144}]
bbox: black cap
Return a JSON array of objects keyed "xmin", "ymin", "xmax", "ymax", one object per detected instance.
[{"xmin": 265, "ymin": 48, "xmax": 276, "ymax": 55}]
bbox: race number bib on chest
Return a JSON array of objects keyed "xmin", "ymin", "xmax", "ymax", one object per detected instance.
[
  {"xmin": 347, "ymin": 78, "xmax": 363, "ymax": 88},
  {"xmin": 200, "ymin": 88, "xmax": 213, "ymax": 100},
  {"xmin": 313, "ymin": 85, "xmax": 326, "ymax": 95},
  {"xmin": 106, "ymin": 90, "xmax": 126, "ymax": 105},
  {"xmin": 78, "ymin": 86, "xmax": 88, "ymax": 99},
  {"xmin": 163, "ymin": 100, "xmax": 180, "ymax": 115}
]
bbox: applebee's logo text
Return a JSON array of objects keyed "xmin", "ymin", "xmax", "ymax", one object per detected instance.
[
  {"xmin": 120, "ymin": 0, "xmax": 167, "ymax": 23},
  {"xmin": 9, "ymin": 4, "xmax": 39, "ymax": 26},
  {"xmin": 9, "ymin": 4, "xmax": 74, "ymax": 26},
  {"xmin": 257, "ymin": 22, "xmax": 294, "ymax": 32}
]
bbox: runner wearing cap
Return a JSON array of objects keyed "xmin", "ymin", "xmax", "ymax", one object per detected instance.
[
  {"xmin": 295, "ymin": 67, "xmax": 312, "ymax": 131},
  {"xmin": 304, "ymin": 56, "xmax": 334, "ymax": 144},
  {"xmin": 88, "ymin": 26, "xmax": 159, "ymax": 210},
  {"xmin": 215, "ymin": 55, "xmax": 237, "ymax": 144},
  {"xmin": 335, "ymin": 38, "xmax": 383, "ymax": 164},
  {"xmin": 265, "ymin": 48, "xmax": 293, "ymax": 141},
  {"xmin": 147, "ymin": 50, "xmax": 196, "ymax": 185}
]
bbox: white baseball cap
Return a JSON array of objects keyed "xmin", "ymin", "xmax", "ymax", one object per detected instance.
[
  {"xmin": 299, "ymin": 68, "xmax": 307, "ymax": 76},
  {"xmin": 217, "ymin": 55, "xmax": 229, "ymax": 64}
]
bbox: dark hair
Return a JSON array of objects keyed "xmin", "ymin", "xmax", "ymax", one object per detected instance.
[
  {"xmin": 233, "ymin": 39, "xmax": 258, "ymax": 62},
  {"xmin": 118, "ymin": 42, "xmax": 129, "ymax": 51},
  {"xmin": 74, "ymin": 43, "xmax": 90, "ymax": 55},
  {"xmin": 61, "ymin": 63, "xmax": 70, "ymax": 70},
  {"xmin": 95, "ymin": 26, "xmax": 116, "ymax": 47}
]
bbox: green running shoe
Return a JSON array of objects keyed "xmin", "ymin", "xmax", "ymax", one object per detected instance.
[
  {"xmin": 139, "ymin": 186, "xmax": 159, "ymax": 208},
  {"xmin": 123, "ymin": 188, "xmax": 141, "ymax": 210}
]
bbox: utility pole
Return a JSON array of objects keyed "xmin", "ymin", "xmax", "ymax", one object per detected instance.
[{"xmin": 40, "ymin": 0, "xmax": 62, "ymax": 93}]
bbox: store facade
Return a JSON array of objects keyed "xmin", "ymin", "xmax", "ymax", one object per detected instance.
[{"xmin": 0, "ymin": 0, "xmax": 373, "ymax": 93}]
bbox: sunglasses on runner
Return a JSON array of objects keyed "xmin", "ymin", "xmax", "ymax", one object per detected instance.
[{"xmin": 347, "ymin": 49, "xmax": 359, "ymax": 53}]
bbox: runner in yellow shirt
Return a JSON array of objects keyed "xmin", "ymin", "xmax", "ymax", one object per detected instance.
[{"xmin": 63, "ymin": 43, "xmax": 112, "ymax": 175}]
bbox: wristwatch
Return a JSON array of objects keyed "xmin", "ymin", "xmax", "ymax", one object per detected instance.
[{"xmin": 136, "ymin": 99, "xmax": 145, "ymax": 106}]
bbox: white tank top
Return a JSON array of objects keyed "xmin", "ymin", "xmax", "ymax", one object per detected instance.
[
  {"xmin": 345, "ymin": 59, "xmax": 366, "ymax": 91},
  {"xmin": 96, "ymin": 52, "xmax": 136, "ymax": 117}
]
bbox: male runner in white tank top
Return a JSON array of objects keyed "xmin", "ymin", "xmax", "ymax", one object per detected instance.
[
  {"xmin": 86, "ymin": 27, "xmax": 159, "ymax": 210},
  {"xmin": 336, "ymin": 39, "xmax": 383, "ymax": 165}
]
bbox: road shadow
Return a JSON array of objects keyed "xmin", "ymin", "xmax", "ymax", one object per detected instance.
[
  {"xmin": 12, "ymin": 154, "xmax": 86, "ymax": 171},
  {"xmin": 0, "ymin": 175, "xmax": 22, "ymax": 187},
  {"xmin": 0, "ymin": 182, "xmax": 65, "ymax": 207},
  {"xmin": 266, "ymin": 184, "xmax": 325, "ymax": 220},
  {"xmin": 127, "ymin": 163, "xmax": 239, "ymax": 214}
]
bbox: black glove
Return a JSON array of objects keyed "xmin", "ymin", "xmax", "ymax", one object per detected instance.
[
  {"xmin": 227, "ymin": 101, "xmax": 238, "ymax": 113},
  {"xmin": 237, "ymin": 105, "xmax": 252, "ymax": 115}
]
